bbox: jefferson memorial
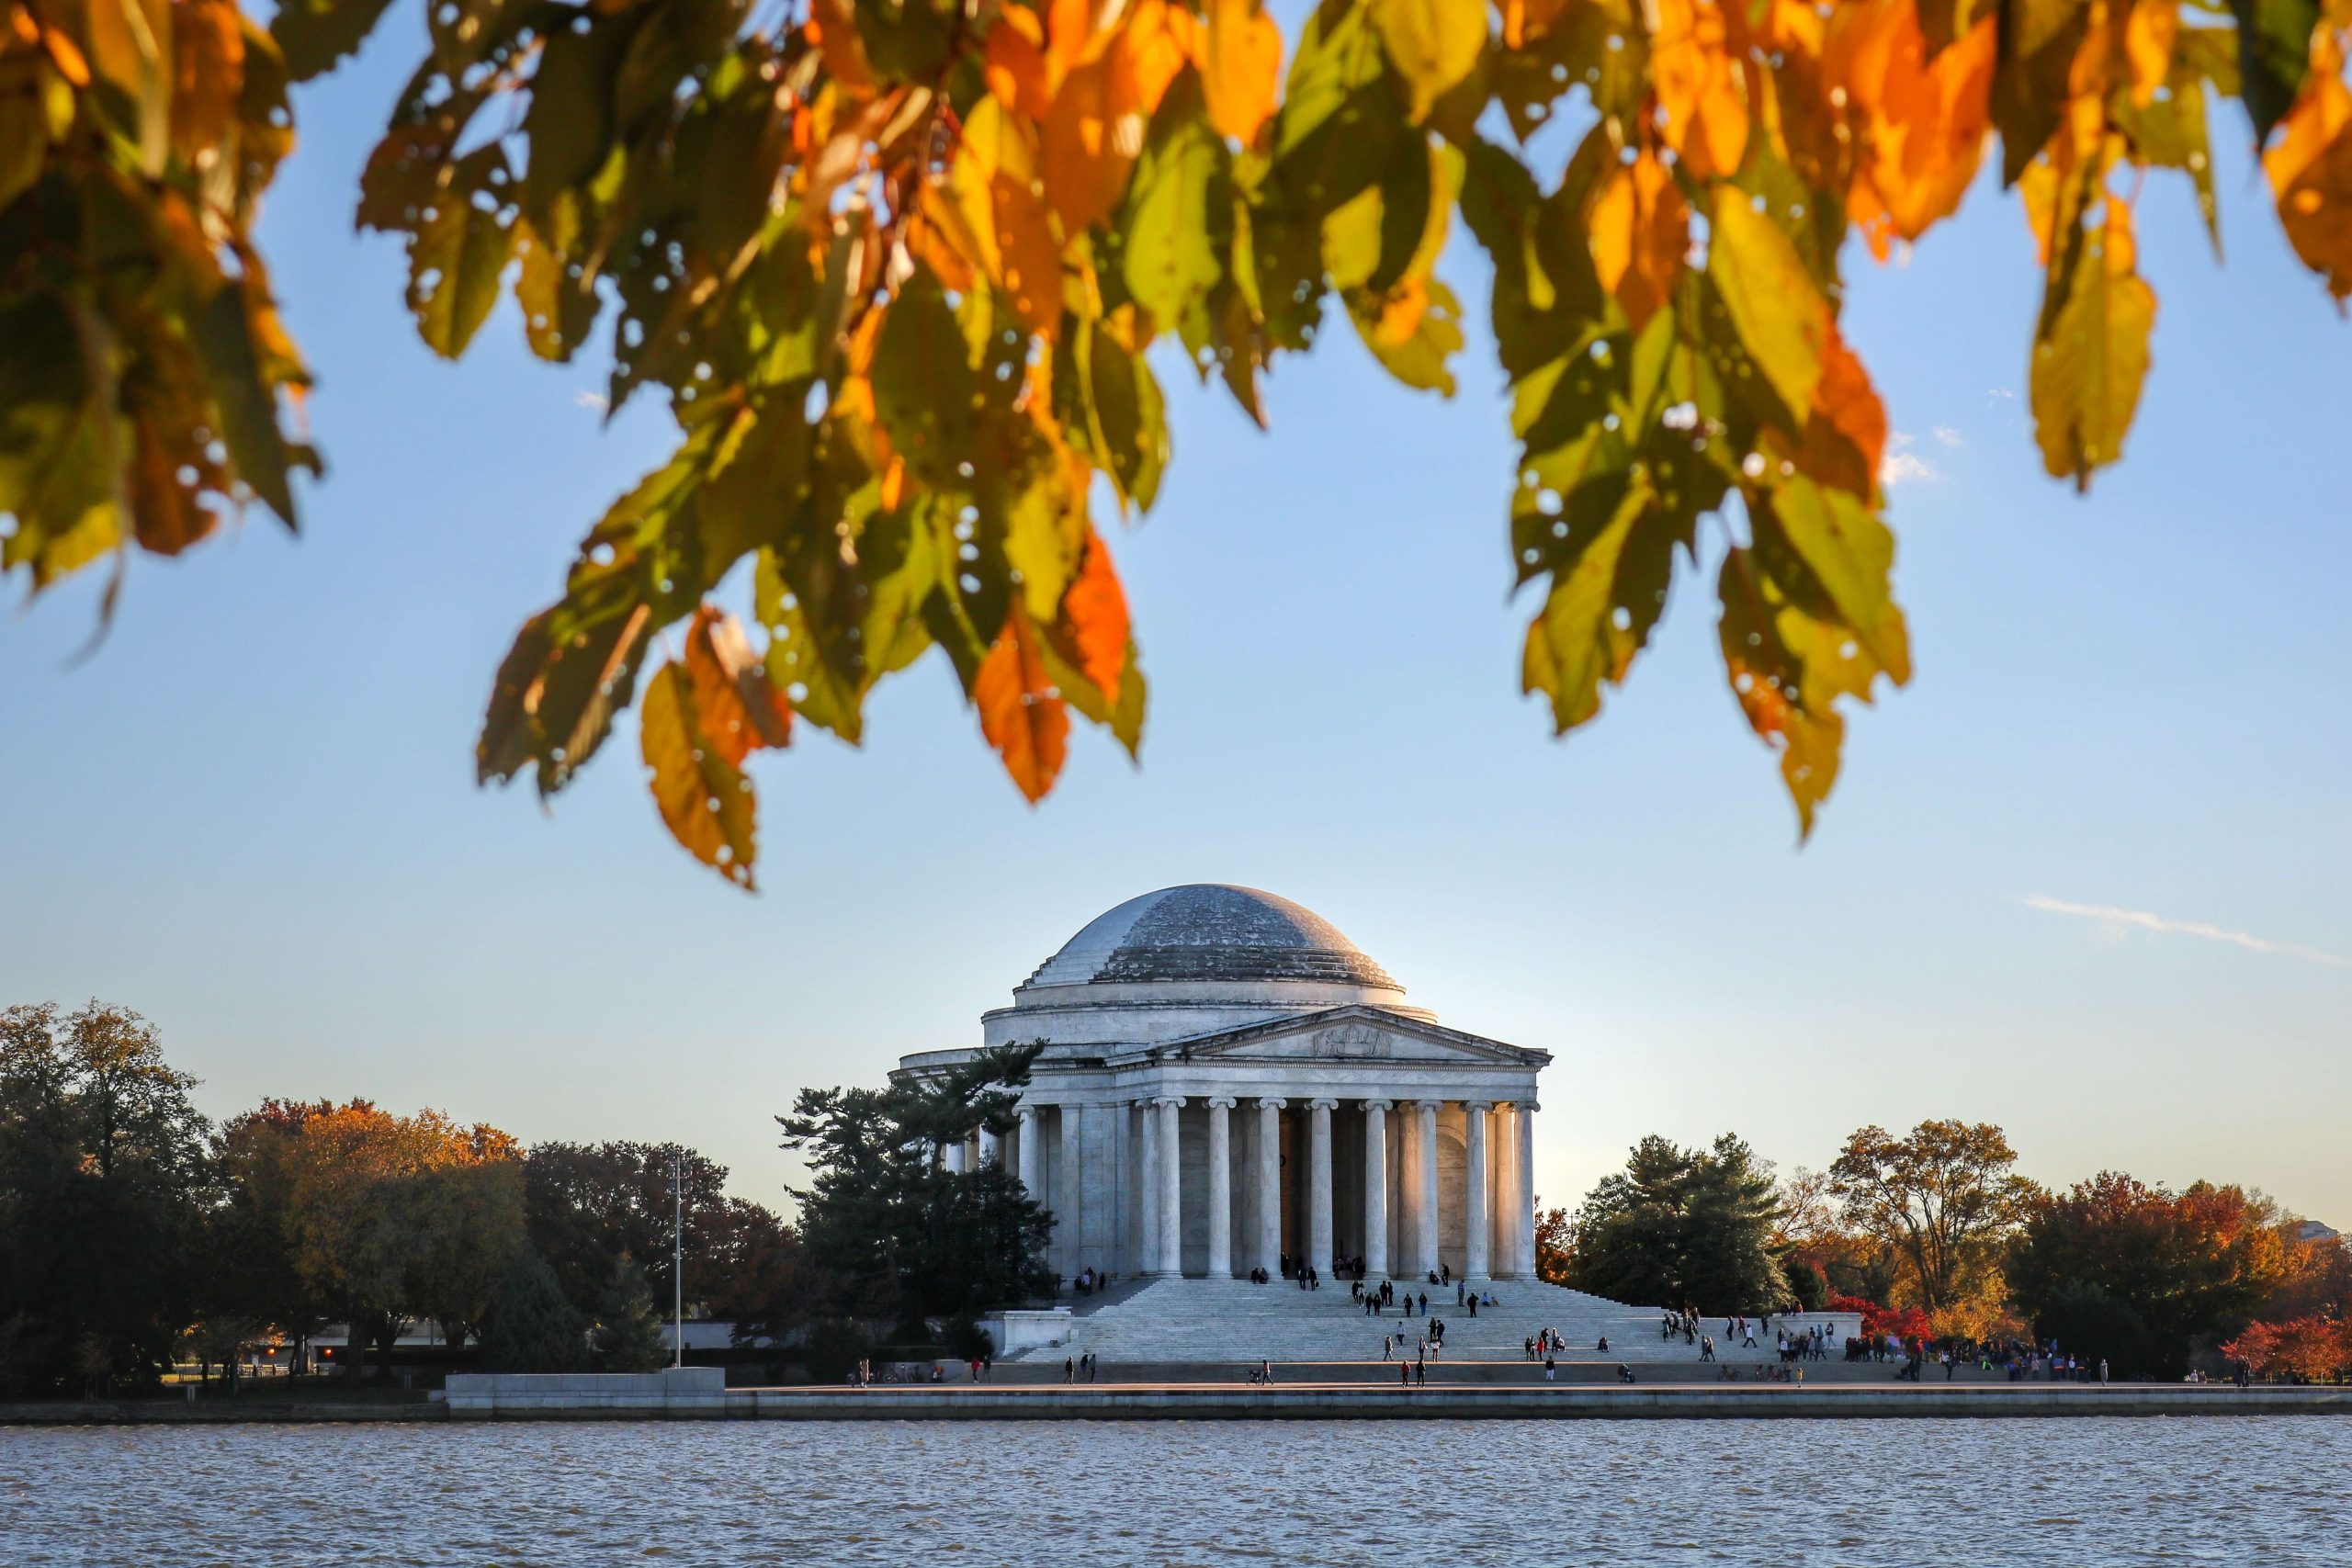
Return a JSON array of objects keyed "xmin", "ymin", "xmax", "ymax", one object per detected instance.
[{"xmin": 897, "ymin": 884, "xmax": 1546, "ymax": 1286}]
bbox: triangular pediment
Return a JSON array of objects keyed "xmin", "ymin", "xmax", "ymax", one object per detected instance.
[{"xmin": 1136, "ymin": 1006, "xmax": 1544, "ymax": 1067}]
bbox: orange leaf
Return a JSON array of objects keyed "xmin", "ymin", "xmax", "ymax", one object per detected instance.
[
  {"xmin": 1058, "ymin": 530, "xmax": 1130, "ymax": 705},
  {"xmin": 1588, "ymin": 150, "xmax": 1687, "ymax": 329},
  {"xmin": 683, "ymin": 605, "xmax": 795, "ymax": 768},
  {"xmin": 1651, "ymin": 0, "xmax": 1750, "ymax": 179},
  {"xmin": 1826, "ymin": 0, "xmax": 1995, "ymax": 252},
  {"xmin": 2123, "ymin": 0, "xmax": 2177, "ymax": 110},
  {"xmin": 1048, "ymin": 0, "xmax": 1099, "ymax": 81},
  {"xmin": 2266, "ymin": 40, "xmax": 2352, "ymax": 299},
  {"xmin": 976, "ymin": 615, "xmax": 1070, "ymax": 804},
  {"xmin": 986, "ymin": 6, "xmax": 1055, "ymax": 121},
  {"xmin": 1201, "ymin": 0, "xmax": 1282, "ymax": 145},
  {"xmin": 1793, "ymin": 325, "xmax": 1887, "ymax": 496},
  {"xmin": 1041, "ymin": 0, "xmax": 1191, "ymax": 233},
  {"xmin": 808, "ymin": 0, "xmax": 873, "ymax": 95}
]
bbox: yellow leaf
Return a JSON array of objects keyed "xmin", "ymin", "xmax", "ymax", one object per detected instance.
[
  {"xmin": 2030, "ymin": 195, "xmax": 2156, "ymax": 486},
  {"xmin": 1709, "ymin": 187, "xmax": 1828, "ymax": 420},
  {"xmin": 1201, "ymin": 0, "xmax": 1282, "ymax": 144},
  {"xmin": 954, "ymin": 96, "xmax": 1065, "ymax": 337},
  {"xmin": 975, "ymin": 614, "xmax": 1069, "ymax": 803},
  {"xmin": 1370, "ymin": 0, "xmax": 1487, "ymax": 120}
]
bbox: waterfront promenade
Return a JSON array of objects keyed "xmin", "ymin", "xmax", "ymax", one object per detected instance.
[{"xmin": 8, "ymin": 1382, "xmax": 2346, "ymax": 1423}]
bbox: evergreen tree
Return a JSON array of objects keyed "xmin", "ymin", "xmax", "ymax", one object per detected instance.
[
  {"xmin": 481, "ymin": 1247, "xmax": 587, "ymax": 1372},
  {"xmin": 1680, "ymin": 1135, "xmax": 1792, "ymax": 1313},
  {"xmin": 589, "ymin": 1252, "xmax": 669, "ymax": 1372},
  {"xmin": 1565, "ymin": 1134, "xmax": 1792, "ymax": 1314}
]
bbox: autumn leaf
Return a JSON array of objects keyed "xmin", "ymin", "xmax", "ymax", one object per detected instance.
[
  {"xmin": 1370, "ymin": 0, "xmax": 1488, "ymax": 119},
  {"xmin": 1202, "ymin": 0, "xmax": 1283, "ymax": 143},
  {"xmin": 2031, "ymin": 194, "xmax": 2156, "ymax": 487},
  {"xmin": 640, "ymin": 660, "xmax": 760, "ymax": 888},
  {"xmin": 975, "ymin": 614, "xmax": 1070, "ymax": 804},
  {"xmin": 682, "ymin": 604, "xmax": 794, "ymax": 768}
]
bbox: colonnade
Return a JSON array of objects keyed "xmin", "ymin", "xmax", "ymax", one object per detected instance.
[{"xmin": 969, "ymin": 1094, "xmax": 1538, "ymax": 1283}]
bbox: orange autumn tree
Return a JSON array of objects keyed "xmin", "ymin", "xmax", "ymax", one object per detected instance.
[{"xmin": 8, "ymin": 0, "xmax": 2352, "ymax": 884}]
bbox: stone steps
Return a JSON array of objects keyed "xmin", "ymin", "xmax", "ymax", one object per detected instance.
[{"xmin": 1007, "ymin": 1279, "xmax": 1859, "ymax": 1365}]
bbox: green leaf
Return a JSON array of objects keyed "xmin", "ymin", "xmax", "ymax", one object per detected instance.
[
  {"xmin": 2228, "ymin": 0, "xmax": 2322, "ymax": 143},
  {"xmin": 271, "ymin": 0, "xmax": 399, "ymax": 82},
  {"xmin": 406, "ymin": 148, "xmax": 516, "ymax": 359},
  {"xmin": 1991, "ymin": 0, "xmax": 2091, "ymax": 184},
  {"xmin": 520, "ymin": 15, "xmax": 635, "ymax": 218},
  {"xmin": 1707, "ymin": 190, "xmax": 1826, "ymax": 424},
  {"xmin": 871, "ymin": 270, "xmax": 974, "ymax": 488},
  {"xmin": 1369, "ymin": 0, "xmax": 1487, "ymax": 120},
  {"xmin": 191, "ymin": 281, "xmax": 302, "ymax": 525},
  {"xmin": 1060, "ymin": 321, "xmax": 1169, "ymax": 513},
  {"xmin": 1521, "ymin": 478, "xmax": 1681, "ymax": 732},
  {"xmin": 0, "ymin": 291, "xmax": 125, "ymax": 591},
  {"xmin": 1124, "ymin": 77, "xmax": 1231, "ymax": 331},
  {"xmin": 1754, "ymin": 474, "xmax": 1912, "ymax": 683}
]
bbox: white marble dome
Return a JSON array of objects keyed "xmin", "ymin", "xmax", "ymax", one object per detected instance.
[
  {"xmin": 1023, "ymin": 885, "xmax": 1399, "ymax": 991},
  {"xmin": 978, "ymin": 885, "xmax": 1430, "ymax": 1053}
]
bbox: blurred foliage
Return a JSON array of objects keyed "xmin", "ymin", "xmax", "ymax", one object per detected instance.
[{"xmin": 7, "ymin": 0, "xmax": 2352, "ymax": 874}]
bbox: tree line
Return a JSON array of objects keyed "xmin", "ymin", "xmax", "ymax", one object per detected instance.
[
  {"xmin": 0, "ymin": 999, "xmax": 1046, "ymax": 1396},
  {"xmin": 1541, "ymin": 1120, "xmax": 2351, "ymax": 1380}
]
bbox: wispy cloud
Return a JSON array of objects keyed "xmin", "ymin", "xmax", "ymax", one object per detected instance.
[
  {"xmin": 1880, "ymin": 431, "xmax": 1939, "ymax": 488},
  {"xmin": 574, "ymin": 390, "xmax": 608, "ymax": 412},
  {"xmin": 1933, "ymin": 425, "xmax": 1964, "ymax": 447},
  {"xmin": 2022, "ymin": 895, "xmax": 2352, "ymax": 971},
  {"xmin": 1987, "ymin": 388, "xmax": 2016, "ymax": 402}
]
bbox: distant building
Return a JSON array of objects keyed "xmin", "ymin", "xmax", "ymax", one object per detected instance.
[
  {"xmin": 895, "ymin": 884, "xmax": 1548, "ymax": 1286},
  {"xmin": 2297, "ymin": 1220, "xmax": 2340, "ymax": 1245}
]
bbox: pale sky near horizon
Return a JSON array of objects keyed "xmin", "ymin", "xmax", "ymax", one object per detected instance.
[{"xmin": 4, "ymin": 11, "xmax": 2347, "ymax": 1229}]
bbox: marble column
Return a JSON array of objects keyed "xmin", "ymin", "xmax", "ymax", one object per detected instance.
[
  {"xmin": 1154, "ymin": 1097, "xmax": 1185, "ymax": 1276},
  {"xmin": 1414, "ymin": 1100, "xmax": 1442, "ymax": 1278},
  {"xmin": 1059, "ymin": 1103, "xmax": 1084, "ymax": 1280},
  {"xmin": 1489, "ymin": 1103, "xmax": 1516, "ymax": 1275},
  {"xmin": 1255, "ymin": 1098, "xmax": 1286, "ymax": 1274},
  {"xmin": 1516, "ymin": 1100, "xmax": 1538, "ymax": 1278},
  {"xmin": 1136, "ymin": 1100, "xmax": 1163, "ymax": 1277},
  {"xmin": 1204, "ymin": 1097, "xmax": 1236, "ymax": 1279},
  {"xmin": 1016, "ymin": 1107, "xmax": 1041, "ymax": 1196},
  {"xmin": 1361, "ymin": 1100, "xmax": 1391, "ymax": 1278},
  {"xmin": 978, "ymin": 1125, "xmax": 1001, "ymax": 1168},
  {"xmin": 1307, "ymin": 1099, "xmax": 1336, "ymax": 1276},
  {"xmin": 1463, "ymin": 1101, "xmax": 1492, "ymax": 1280},
  {"xmin": 944, "ymin": 1137, "xmax": 967, "ymax": 1175}
]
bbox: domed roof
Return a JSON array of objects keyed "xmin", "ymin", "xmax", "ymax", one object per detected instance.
[{"xmin": 1023, "ymin": 885, "xmax": 1399, "ymax": 991}]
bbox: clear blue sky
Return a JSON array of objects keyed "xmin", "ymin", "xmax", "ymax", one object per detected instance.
[{"xmin": 5, "ymin": 15, "xmax": 2347, "ymax": 1227}]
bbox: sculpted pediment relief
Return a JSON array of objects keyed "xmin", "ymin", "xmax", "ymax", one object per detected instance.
[{"xmin": 1171, "ymin": 1010, "xmax": 1533, "ymax": 1066}]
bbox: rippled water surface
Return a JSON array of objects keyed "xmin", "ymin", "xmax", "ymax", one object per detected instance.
[{"xmin": 4, "ymin": 1417, "xmax": 2347, "ymax": 1566}]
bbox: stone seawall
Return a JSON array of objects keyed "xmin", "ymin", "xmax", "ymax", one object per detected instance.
[{"xmin": 10, "ymin": 1384, "xmax": 2347, "ymax": 1424}]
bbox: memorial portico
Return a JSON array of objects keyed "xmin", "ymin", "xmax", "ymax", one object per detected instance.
[{"xmin": 895, "ymin": 885, "xmax": 1549, "ymax": 1284}]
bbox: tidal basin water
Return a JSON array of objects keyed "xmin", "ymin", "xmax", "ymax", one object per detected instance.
[{"xmin": 6, "ymin": 1416, "xmax": 2349, "ymax": 1566}]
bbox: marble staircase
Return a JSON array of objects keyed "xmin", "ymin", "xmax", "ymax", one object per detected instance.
[{"xmin": 1006, "ymin": 1277, "xmax": 1857, "ymax": 1366}]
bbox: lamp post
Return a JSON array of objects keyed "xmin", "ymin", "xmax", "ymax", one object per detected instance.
[{"xmin": 671, "ymin": 1146, "xmax": 684, "ymax": 1371}]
